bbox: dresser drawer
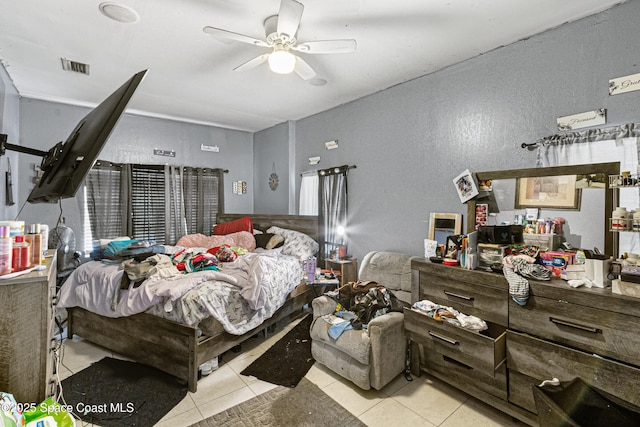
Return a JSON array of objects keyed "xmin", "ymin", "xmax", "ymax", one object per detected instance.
[
  {"xmin": 507, "ymin": 330, "xmax": 640, "ymax": 412},
  {"xmin": 404, "ymin": 308, "xmax": 506, "ymax": 376},
  {"xmin": 509, "ymin": 295, "xmax": 640, "ymax": 367},
  {"xmin": 419, "ymin": 271, "xmax": 508, "ymax": 325},
  {"xmin": 417, "ymin": 344, "xmax": 508, "ymax": 400}
]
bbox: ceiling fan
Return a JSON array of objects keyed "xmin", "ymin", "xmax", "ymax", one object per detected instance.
[{"xmin": 203, "ymin": 0, "xmax": 357, "ymax": 80}]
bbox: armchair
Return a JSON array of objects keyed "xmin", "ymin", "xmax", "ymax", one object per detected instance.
[{"xmin": 309, "ymin": 251, "xmax": 417, "ymax": 390}]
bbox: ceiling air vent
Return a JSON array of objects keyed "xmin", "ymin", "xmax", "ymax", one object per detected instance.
[{"xmin": 60, "ymin": 58, "xmax": 90, "ymax": 75}]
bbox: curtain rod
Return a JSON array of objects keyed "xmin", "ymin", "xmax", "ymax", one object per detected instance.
[
  {"xmin": 300, "ymin": 164, "xmax": 357, "ymax": 176},
  {"xmin": 521, "ymin": 122, "xmax": 640, "ymax": 150}
]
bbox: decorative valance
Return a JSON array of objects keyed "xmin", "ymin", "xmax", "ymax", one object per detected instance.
[{"xmin": 522, "ymin": 122, "xmax": 640, "ymax": 150}]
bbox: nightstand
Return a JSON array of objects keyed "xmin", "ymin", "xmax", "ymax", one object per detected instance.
[{"xmin": 325, "ymin": 258, "xmax": 358, "ymax": 286}]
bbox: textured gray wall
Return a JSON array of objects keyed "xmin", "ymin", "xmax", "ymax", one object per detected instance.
[
  {"xmin": 274, "ymin": 0, "xmax": 640, "ymax": 262},
  {"xmin": 252, "ymin": 122, "xmax": 289, "ymax": 214},
  {"xmin": 0, "ymin": 64, "xmax": 20, "ymax": 223},
  {"xmin": 16, "ymin": 98, "xmax": 253, "ymax": 249},
  {"xmin": 5, "ymin": 0, "xmax": 640, "ymax": 262}
]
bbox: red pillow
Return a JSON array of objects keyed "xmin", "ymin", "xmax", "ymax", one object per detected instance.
[{"xmin": 213, "ymin": 216, "xmax": 253, "ymax": 235}]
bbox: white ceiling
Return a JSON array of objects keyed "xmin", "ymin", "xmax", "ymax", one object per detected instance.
[{"xmin": 0, "ymin": 0, "xmax": 625, "ymax": 132}]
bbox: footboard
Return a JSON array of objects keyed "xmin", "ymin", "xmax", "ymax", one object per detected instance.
[{"xmin": 67, "ymin": 284, "xmax": 314, "ymax": 392}]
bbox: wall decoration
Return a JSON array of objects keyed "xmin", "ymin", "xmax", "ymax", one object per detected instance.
[
  {"xmin": 153, "ymin": 148, "xmax": 175, "ymax": 157},
  {"xmin": 609, "ymin": 72, "xmax": 640, "ymax": 96},
  {"xmin": 556, "ymin": 109, "xmax": 606, "ymax": 131},
  {"xmin": 233, "ymin": 181, "xmax": 247, "ymax": 195},
  {"xmin": 453, "ymin": 169, "xmax": 479, "ymax": 203},
  {"xmin": 475, "ymin": 203, "xmax": 488, "ymax": 228},
  {"xmin": 515, "ymin": 175, "xmax": 581, "ymax": 210},
  {"xmin": 269, "ymin": 162, "xmax": 279, "ymax": 191}
]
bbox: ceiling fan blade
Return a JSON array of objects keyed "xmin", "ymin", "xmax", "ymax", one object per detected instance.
[
  {"xmin": 293, "ymin": 39, "xmax": 357, "ymax": 54},
  {"xmin": 293, "ymin": 56, "xmax": 317, "ymax": 81},
  {"xmin": 234, "ymin": 53, "xmax": 270, "ymax": 72},
  {"xmin": 203, "ymin": 26, "xmax": 269, "ymax": 47},
  {"xmin": 277, "ymin": 0, "xmax": 304, "ymax": 38}
]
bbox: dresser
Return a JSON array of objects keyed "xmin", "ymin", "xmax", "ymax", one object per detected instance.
[
  {"xmin": 405, "ymin": 259, "xmax": 640, "ymax": 426},
  {"xmin": 0, "ymin": 250, "xmax": 57, "ymax": 403}
]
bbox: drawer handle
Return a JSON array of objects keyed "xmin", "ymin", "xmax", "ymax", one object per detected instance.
[
  {"xmin": 428, "ymin": 331, "xmax": 459, "ymax": 345},
  {"xmin": 549, "ymin": 317, "xmax": 600, "ymax": 334},
  {"xmin": 444, "ymin": 290, "xmax": 474, "ymax": 301}
]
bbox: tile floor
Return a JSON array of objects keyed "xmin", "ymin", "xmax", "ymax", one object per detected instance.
[{"xmin": 56, "ymin": 316, "xmax": 528, "ymax": 427}]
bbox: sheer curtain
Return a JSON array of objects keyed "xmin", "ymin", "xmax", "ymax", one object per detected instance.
[
  {"xmin": 535, "ymin": 123, "xmax": 640, "ymax": 254},
  {"xmin": 299, "ymin": 172, "xmax": 319, "ymax": 215}
]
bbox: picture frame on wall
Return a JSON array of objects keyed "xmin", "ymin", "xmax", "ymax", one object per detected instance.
[{"xmin": 515, "ymin": 175, "xmax": 581, "ymax": 210}]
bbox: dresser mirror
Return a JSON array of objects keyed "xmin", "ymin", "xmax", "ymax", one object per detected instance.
[{"xmin": 467, "ymin": 162, "xmax": 620, "ymax": 257}]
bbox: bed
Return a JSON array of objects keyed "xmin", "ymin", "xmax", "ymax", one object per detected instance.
[{"xmin": 61, "ymin": 214, "xmax": 318, "ymax": 392}]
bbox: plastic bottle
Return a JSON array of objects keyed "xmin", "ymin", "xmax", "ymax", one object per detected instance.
[
  {"xmin": 25, "ymin": 224, "xmax": 43, "ymax": 266},
  {"xmin": 0, "ymin": 225, "xmax": 12, "ymax": 275},
  {"xmin": 612, "ymin": 207, "xmax": 629, "ymax": 231},
  {"xmin": 39, "ymin": 224, "xmax": 49, "ymax": 258},
  {"xmin": 12, "ymin": 235, "xmax": 31, "ymax": 271}
]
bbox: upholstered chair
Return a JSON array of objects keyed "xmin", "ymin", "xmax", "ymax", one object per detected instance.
[{"xmin": 309, "ymin": 251, "xmax": 417, "ymax": 390}]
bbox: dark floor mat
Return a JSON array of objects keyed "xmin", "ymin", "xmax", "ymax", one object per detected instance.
[
  {"xmin": 240, "ymin": 314, "xmax": 314, "ymax": 388},
  {"xmin": 60, "ymin": 356, "xmax": 187, "ymax": 426}
]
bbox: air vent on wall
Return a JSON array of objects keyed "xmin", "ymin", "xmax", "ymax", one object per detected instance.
[{"xmin": 60, "ymin": 58, "xmax": 90, "ymax": 75}]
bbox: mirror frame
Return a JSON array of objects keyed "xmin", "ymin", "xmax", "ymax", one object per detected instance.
[{"xmin": 467, "ymin": 162, "xmax": 621, "ymax": 257}]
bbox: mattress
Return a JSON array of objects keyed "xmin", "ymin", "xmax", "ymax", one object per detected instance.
[{"xmin": 57, "ymin": 248, "xmax": 304, "ymax": 335}]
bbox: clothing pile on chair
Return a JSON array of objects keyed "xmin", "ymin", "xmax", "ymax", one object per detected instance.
[{"xmin": 321, "ymin": 280, "xmax": 408, "ymax": 338}]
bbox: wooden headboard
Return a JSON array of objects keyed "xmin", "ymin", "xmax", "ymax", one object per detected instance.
[{"xmin": 217, "ymin": 213, "xmax": 319, "ymax": 243}]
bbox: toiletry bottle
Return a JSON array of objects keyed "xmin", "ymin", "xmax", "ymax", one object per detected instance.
[
  {"xmin": 25, "ymin": 224, "xmax": 43, "ymax": 266},
  {"xmin": 39, "ymin": 224, "xmax": 49, "ymax": 258},
  {"xmin": 0, "ymin": 225, "xmax": 12, "ymax": 275},
  {"xmin": 12, "ymin": 235, "xmax": 31, "ymax": 271}
]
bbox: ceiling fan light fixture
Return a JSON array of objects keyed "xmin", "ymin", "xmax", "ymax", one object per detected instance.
[{"xmin": 268, "ymin": 49, "xmax": 296, "ymax": 74}]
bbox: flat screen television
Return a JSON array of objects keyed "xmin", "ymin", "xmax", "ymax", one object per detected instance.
[{"xmin": 26, "ymin": 69, "xmax": 148, "ymax": 203}]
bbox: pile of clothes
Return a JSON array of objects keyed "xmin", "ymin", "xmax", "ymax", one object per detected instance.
[
  {"xmin": 411, "ymin": 299, "xmax": 487, "ymax": 332},
  {"xmin": 320, "ymin": 280, "xmax": 408, "ymax": 338}
]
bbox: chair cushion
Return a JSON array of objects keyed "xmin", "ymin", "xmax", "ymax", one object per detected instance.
[
  {"xmin": 309, "ymin": 315, "xmax": 371, "ymax": 365},
  {"xmin": 359, "ymin": 251, "xmax": 414, "ymax": 297}
]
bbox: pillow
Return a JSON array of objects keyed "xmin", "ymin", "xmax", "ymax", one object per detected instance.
[
  {"xmin": 254, "ymin": 233, "xmax": 285, "ymax": 250},
  {"xmin": 176, "ymin": 231, "xmax": 256, "ymax": 251},
  {"xmin": 213, "ymin": 216, "xmax": 253, "ymax": 235},
  {"xmin": 267, "ymin": 226, "xmax": 319, "ymax": 260}
]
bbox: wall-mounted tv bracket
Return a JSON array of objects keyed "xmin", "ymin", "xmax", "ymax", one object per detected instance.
[
  {"xmin": 0, "ymin": 133, "xmax": 49, "ymax": 159},
  {"xmin": 0, "ymin": 133, "xmax": 65, "ymax": 177}
]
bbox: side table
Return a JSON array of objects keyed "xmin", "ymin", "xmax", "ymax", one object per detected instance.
[
  {"xmin": 325, "ymin": 258, "xmax": 358, "ymax": 286},
  {"xmin": 306, "ymin": 277, "xmax": 340, "ymax": 297}
]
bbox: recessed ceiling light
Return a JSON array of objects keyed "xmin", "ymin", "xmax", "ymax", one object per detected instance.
[{"xmin": 99, "ymin": 2, "xmax": 140, "ymax": 23}]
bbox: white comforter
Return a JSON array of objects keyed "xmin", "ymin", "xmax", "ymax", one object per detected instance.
[{"xmin": 57, "ymin": 249, "xmax": 304, "ymax": 334}]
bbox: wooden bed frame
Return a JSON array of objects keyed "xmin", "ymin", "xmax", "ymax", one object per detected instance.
[{"xmin": 66, "ymin": 214, "xmax": 318, "ymax": 392}]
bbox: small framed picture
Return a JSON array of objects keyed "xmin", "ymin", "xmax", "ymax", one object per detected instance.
[
  {"xmin": 475, "ymin": 203, "xmax": 488, "ymax": 228},
  {"xmin": 453, "ymin": 169, "xmax": 479, "ymax": 203}
]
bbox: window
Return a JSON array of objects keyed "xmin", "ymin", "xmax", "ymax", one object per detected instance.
[{"xmin": 83, "ymin": 162, "xmax": 224, "ymax": 249}]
